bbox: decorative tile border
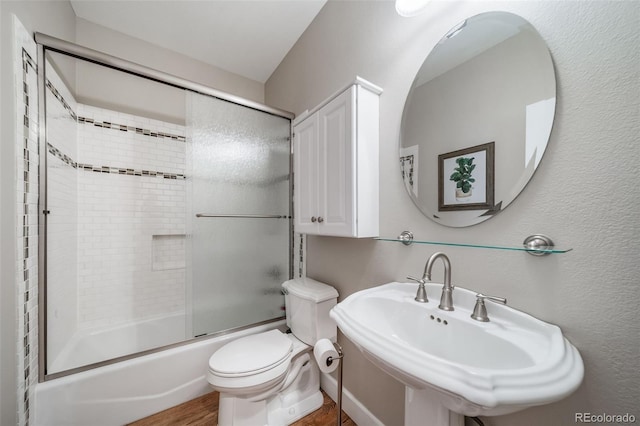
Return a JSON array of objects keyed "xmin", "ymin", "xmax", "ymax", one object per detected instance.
[
  {"xmin": 46, "ymin": 78, "xmax": 185, "ymax": 142},
  {"xmin": 17, "ymin": 18, "xmax": 39, "ymax": 423},
  {"xmin": 21, "ymin": 48, "xmax": 36, "ymax": 426},
  {"xmin": 295, "ymin": 233, "xmax": 306, "ymax": 278},
  {"xmin": 45, "ymin": 76, "xmax": 186, "ymax": 180},
  {"xmin": 77, "ymin": 163, "xmax": 186, "ymax": 179},
  {"xmin": 47, "ymin": 142, "xmax": 186, "ymax": 180},
  {"xmin": 46, "ymin": 79, "xmax": 77, "ymax": 121},
  {"xmin": 46, "ymin": 143, "xmax": 74, "ymax": 168},
  {"xmin": 78, "ymin": 117, "xmax": 186, "ymax": 142}
]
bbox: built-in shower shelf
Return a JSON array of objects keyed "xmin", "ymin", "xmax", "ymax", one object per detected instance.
[{"xmin": 152, "ymin": 234, "xmax": 186, "ymax": 270}]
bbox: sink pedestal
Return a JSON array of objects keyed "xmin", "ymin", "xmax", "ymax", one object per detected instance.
[{"xmin": 405, "ymin": 387, "xmax": 464, "ymax": 426}]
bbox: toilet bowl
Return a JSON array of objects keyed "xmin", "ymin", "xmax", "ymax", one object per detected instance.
[
  {"xmin": 208, "ymin": 329, "xmax": 322, "ymax": 426},
  {"xmin": 207, "ymin": 278, "xmax": 338, "ymax": 426}
]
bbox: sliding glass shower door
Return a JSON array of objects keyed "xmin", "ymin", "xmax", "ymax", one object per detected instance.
[
  {"xmin": 42, "ymin": 47, "xmax": 291, "ymax": 378},
  {"xmin": 187, "ymin": 93, "xmax": 291, "ymax": 337}
]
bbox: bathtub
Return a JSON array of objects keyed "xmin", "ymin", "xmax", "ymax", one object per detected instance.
[
  {"xmin": 34, "ymin": 319, "xmax": 286, "ymax": 426},
  {"xmin": 48, "ymin": 313, "xmax": 188, "ymax": 374}
]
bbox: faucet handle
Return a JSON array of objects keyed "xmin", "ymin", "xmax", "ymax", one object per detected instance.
[
  {"xmin": 471, "ymin": 293, "xmax": 507, "ymax": 322},
  {"xmin": 406, "ymin": 276, "xmax": 428, "ymax": 303},
  {"xmin": 407, "ymin": 275, "xmax": 425, "ymax": 284},
  {"xmin": 476, "ymin": 294, "xmax": 507, "ymax": 304}
]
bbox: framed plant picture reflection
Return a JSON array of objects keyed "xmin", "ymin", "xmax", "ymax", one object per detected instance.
[{"xmin": 438, "ymin": 142, "xmax": 495, "ymax": 211}]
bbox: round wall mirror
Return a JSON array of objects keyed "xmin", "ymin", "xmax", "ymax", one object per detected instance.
[{"xmin": 399, "ymin": 11, "xmax": 556, "ymax": 227}]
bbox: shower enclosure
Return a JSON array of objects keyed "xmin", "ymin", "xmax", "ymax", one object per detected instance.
[{"xmin": 39, "ymin": 37, "xmax": 293, "ymax": 378}]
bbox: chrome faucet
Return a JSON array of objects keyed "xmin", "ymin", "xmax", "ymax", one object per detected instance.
[
  {"xmin": 425, "ymin": 252, "xmax": 454, "ymax": 311},
  {"xmin": 408, "ymin": 252, "xmax": 454, "ymax": 310}
]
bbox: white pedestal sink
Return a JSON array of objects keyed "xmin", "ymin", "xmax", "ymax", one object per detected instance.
[{"xmin": 330, "ymin": 282, "xmax": 583, "ymax": 426}]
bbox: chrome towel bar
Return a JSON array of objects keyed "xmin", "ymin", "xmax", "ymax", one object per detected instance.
[{"xmin": 195, "ymin": 214, "xmax": 290, "ymax": 219}]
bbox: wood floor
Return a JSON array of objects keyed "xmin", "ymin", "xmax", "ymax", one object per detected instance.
[{"xmin": 127, "ymin": 390, "xmax": 356, "ymax": 426}]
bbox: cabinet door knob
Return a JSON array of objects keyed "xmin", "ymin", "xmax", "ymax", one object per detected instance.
[
  {"xmin": 311, "ymin": 216, "xmax": 317, "ymax": 223},
  {"xmin": 318, "ymin": 216, "xmax": 324, "ymax": 223}
]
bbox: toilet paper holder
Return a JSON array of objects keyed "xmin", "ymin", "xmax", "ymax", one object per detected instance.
[
  {"xmin": 326, "ymin": 342, "xmax": 344, "ymax": 426},
  {"xmin": 313, "ymin": 339, "xmax": 345, "ymax": 425},
  {"xmin": 324, "ymin": 341, "xmax": 343, "ymax": 368}
]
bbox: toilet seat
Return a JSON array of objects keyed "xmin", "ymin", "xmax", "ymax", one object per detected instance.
[
  {"xmin": 209, "ymin": 329, "xmax": 293, "ymax": 377},
  {"xmin": 208, "ymin": 329, "xmax": 296, "ymax": 394}
]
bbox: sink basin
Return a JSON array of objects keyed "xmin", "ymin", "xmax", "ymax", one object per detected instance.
[{"xmin": 330, "ymin": 282, "xmax": 583, "ymax": 419}]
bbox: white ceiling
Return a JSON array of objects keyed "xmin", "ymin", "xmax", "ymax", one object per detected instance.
[{"xmin": 69, "ymin": 0, "xmax": 327, "ymax": 83}]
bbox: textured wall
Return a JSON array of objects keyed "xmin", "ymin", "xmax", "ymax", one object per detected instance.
[{"xmin": 267, "ymin": 1, "xmax": 640, "ymax": 425}]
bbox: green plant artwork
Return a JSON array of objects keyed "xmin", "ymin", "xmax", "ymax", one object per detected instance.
[{"xmin": 449, "ymin": 157, "xmax": 476, "ymax": 194}]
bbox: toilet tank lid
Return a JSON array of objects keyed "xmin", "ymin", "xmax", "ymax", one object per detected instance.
[{"xmin": 282, "ymin": 278, "xmax": 338, "ymax": 302}]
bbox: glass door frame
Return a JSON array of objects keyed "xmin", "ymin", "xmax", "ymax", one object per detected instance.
[{"xmin": 36, "ymin": 33, "xmax": 295, "ymax": 381}]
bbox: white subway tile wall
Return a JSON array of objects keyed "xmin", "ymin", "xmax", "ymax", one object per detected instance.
[{"xmin": 75, "ymin": 105, "xmax": 187, "ymax": 330}]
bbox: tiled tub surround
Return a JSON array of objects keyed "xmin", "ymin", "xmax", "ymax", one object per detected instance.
[
  {"xmin": 44, "ymin": 74, "xmax": 188, "ymax": 372},
  {"xmin": 15, "ymin": 17, "xmax": 40, "ymax": 424}
]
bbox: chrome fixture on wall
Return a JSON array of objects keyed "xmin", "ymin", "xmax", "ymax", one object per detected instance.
[
  {"xmin": 522, "ymin": 235, "xmax": 555, "ymax": 256},
  {"xmin": 196, "ymin": 214, "xmax": 291, "ymax": 219}
]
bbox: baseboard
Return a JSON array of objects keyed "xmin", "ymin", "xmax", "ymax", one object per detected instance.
[{"xmin": 320, "ymin": 372, "xmax": 385, "ymax": 426}]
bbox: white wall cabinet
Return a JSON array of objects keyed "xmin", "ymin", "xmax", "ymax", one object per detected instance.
[{"xmin": 293, "ymin": 77, "xmax": 382, "ymax": 238}]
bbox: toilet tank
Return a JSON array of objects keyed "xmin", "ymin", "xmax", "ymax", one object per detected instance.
[{"xmin": 282, "ymin": 278, "xmax": 339, "ymax": 345}]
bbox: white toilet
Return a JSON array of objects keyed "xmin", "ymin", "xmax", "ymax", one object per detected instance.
[{"xmin": 207, "ymin": 277, "xmax": 339, "ymax": 426}]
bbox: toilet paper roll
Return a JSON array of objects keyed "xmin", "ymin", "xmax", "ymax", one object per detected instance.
[{"xmin": 314, "ymin": 338, "xmax": 340, "ymax": 373}]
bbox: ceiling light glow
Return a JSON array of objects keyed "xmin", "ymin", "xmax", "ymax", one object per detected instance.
[{"xmin": 395, "ymin": 0, "xmax": 430, "ymax": 17}]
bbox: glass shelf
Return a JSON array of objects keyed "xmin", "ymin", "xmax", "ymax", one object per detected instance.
[{"xmin": 375, "ymin": 237, "xmax": 573, "ymax": 254}]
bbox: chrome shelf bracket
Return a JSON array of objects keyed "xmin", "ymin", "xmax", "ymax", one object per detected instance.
[
  {"xmin": 398, "ymin": 231, "xmax": 414, "ymax": 246},
  {"xmin": 523, "ymin": 234, "xmax": 555, "ymax": 256}
]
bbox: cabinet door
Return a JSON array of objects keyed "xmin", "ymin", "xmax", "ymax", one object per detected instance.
[
  {"xmin": 318, "ymin": 87, "xmax": 355, "ymax": 237},
  {"xmin": 293, "ymin": 113, "xmax": 319, "ymax": 234}
]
